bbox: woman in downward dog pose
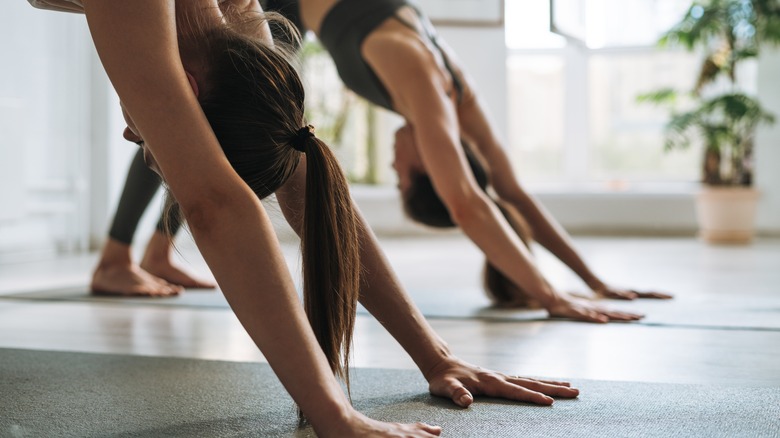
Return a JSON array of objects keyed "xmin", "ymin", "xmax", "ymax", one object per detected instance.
[
  {"xmin": 26, "ymin": 0, "xmax": 578, "ymax": 435},
  {"xmin": 266, "ymin": 0, "xmax": 672, "ymax": 322}
]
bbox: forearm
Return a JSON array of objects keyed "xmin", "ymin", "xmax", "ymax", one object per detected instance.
[
  {"xmin": 185, "ymin": 191, "xmax": 352, "ymax": 432},
  {"xmin": 502, "ymin": 189, "xmax": 602, "ymax": 288},
  {"xmin": 353, "ymin": 214, "xmax": 455, "ymax": 379},
  {"xmin": 453, "ymin": 193, "xmax": 562, "ymax": 307},
  {"xmin": 468, "ymin": 125, "xmax": 603, "ymax": 289}
]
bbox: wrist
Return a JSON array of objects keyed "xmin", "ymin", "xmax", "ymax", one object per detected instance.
[
  {"xmin": 308, "ymin": 399, "xmax": 358, "ymax": 437},
  {"xmin": 537, "ymin": 283, "xmax": 567, "ymax": 309},
  {"xmin": 418, "ymin": 343, "xmax": 455, "ymax": 382}
]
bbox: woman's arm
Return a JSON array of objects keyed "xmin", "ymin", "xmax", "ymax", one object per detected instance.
[
  {"xmin": 80, "ymin": 1, "xmax": 365, "ymax": 433},
  {"xmin": 456, "ymin": 77, "xmax": 671, "ymax": 300},
  {"xmin": 276, "ymin": 161, "xmax": 580, "ymax": 406},
  {"xmin": 458, "ymin": 95, "xmax": 604, "ymax": 290}
]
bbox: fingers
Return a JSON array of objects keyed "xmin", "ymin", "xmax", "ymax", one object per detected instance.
[
  {"xmin": 479, "ymin": 378, "xmax": 554, "ymax": 405},
  {"xmin": 413, "ymin": 422, "xmax": 442, "ymax": 436},
  {"xmin": 588, "ymin": 311, "xmax": 610, "ymax": 323},
  {"xmin": 431, "ymin": 376, "xmax": 474, "ymax": 408},
  {"xmin": 600, "ymin": 288, "xmax": 674, "ymax": 300},
  {"xmin": 634, "ymin": 290, "xmax": 674, "ymax": 299},
  {"xmin": 601, "ymin": 309, "xmax": 644, "ymax": 321},
  {"xmin": 579, "ymin": 308, "xmax": 643, "ymax": 323},
  {"xmin": 550, "ymin": 307, "xmax": 606, "ymax": 323},
  {"xmin": 527, "ymin": 378, "xmax": 571, "ymax": 387},
  {"xmin": 510, "ymin": 377, "xmax": 580, "ymax": 398},
  {"xmin": 582, "ymin": 301, "xmax": 644, "ymax": 322},
  {"xmin": 601, "ymin": 289, "xmax": 638, "ymax": 300}
]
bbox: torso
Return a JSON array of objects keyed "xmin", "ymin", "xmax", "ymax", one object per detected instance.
[{"xmin": 296, "ymin": 0, "xmax": 465, "ymax": 114}]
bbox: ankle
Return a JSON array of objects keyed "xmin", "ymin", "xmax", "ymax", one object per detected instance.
[
  {"xmin": 143, "ymin": 231, "xmax": 174, "ymax": 263},
  {"xmin": 97, "ymin": 239, "xmax": 134, "ymax": 267}
]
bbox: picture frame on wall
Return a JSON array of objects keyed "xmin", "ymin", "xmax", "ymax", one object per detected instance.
[{"xmin": 415, "ymin": 0, "xmax": 504, "ymax": 27}]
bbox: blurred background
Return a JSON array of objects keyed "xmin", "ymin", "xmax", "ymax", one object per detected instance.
[{"xmin": 1, "ymin": 0, "xmax": 778, "ymax": 263}]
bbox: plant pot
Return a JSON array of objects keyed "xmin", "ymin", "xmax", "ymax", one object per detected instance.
[{"xmin": 695, "ymin": 186, "xmax": 760, "ymax": 244}]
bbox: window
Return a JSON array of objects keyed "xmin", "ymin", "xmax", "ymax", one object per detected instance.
[{"xmin": 506, "ymin": 0, "xmax": 706, "ymax": 188}]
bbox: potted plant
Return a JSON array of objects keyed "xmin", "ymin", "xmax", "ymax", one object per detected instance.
[{"xmin": 639, "ymin": 0, "xmax": 780, "ymax": 244}]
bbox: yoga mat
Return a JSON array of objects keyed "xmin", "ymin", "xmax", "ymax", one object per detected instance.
[
  {"xmin": 4, "ymin": 286, "xmax": 780, "ymax": 331},
  {"xmin": 1, "ymin": 348, "xmax": 778, "ymax": 438}
]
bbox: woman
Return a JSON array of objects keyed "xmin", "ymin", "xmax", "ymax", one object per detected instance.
[
  {"xmin": 276, "ymin": 0, "xmax": 671, "ymax": 322},
  {"xmin": 25, "ymin": 0, "xmax": 578, "ymax": 435}
]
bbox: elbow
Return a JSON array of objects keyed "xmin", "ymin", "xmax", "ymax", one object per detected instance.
[
  {"xmin": 177, "ymin": 188, "xmax": 255, "ymax": 238},
  {"xmin": 177, "ymin": 196, "xmax": 223, "ymax": 238}
]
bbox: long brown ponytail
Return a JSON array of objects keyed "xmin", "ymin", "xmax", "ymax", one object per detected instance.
[
  {"xmin": 183, "ymin": 20, "xmax": 360, "ymax": 389},
  {"xmin": 299, "ymin": 135, "xmax": 360, "ymax": 385}
]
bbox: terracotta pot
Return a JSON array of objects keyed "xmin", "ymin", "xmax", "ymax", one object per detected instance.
[{"xmin": 695, "ymin": 186, "xmax": 760, "ymax": 244}]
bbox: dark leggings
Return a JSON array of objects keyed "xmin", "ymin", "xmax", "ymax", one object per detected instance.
[{"xmin": 107, "ymin": 149, "xmax": 182, "ymax": 245}]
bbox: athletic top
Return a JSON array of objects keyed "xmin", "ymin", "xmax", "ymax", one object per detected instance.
[
  {"xmin": 317, "ymin": 0, "xmax": 464, "ymax": 112},
  {"xmin": 27, "ymin": 0, "xmax": 83, "ymax": 13}
]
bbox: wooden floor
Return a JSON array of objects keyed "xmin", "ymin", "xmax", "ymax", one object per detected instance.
[{"xmin": 1, "ymin": 235, "xmax": 778, "ymax": 387}]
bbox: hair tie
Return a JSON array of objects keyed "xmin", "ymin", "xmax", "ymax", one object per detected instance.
[{"xmin": 290, "ymin": 125, "xmax": 315, "ymax": 152}]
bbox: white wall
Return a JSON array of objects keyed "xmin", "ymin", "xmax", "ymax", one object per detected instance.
[
  {"xmin": 755, "ymin": 48, "xmax": 780, "ymax": 234},
  {"xmin": 0, "ymin": 5, "xmax": 92, "ymax": 261},
  {"xmin": 437, "ymin": 26, "xmax": 508, "ymax": 141}
]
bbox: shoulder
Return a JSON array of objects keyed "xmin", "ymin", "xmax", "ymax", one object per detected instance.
[
  {"xmin": 361, "ymin": 28, "xmax": 452, "ymax": 112},
  {"xmin": 362, "ymin": 29, "xmax": 434, "ymax": 75}
]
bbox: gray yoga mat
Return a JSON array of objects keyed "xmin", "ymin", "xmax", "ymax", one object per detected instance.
[
  {"xmin": 2, "ymin": 348, "xmax": 779, "ymax": 438},
  {"xmin": 4, "ymin": 286, "xmax": 780, "ymax": 331}
]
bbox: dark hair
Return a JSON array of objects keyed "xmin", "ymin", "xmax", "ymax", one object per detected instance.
[
  {"xmin": 481, "ymin": 202, "xmax": 540, "ymax": 308},
  {"xmin": 181, "ymin": 23, "xmax": 360, "ymax": 393},
  {"xmin": 402, "ymin": 139, "xmax": 489, "ymax": 228}
]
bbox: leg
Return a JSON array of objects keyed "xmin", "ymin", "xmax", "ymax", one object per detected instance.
[
  {"xmin": 140, "ymin": 203, "xmax": 216, "ymax": 289},
  {"xmin": 91, "ymin": 149, "xmax": 183, "ymax": 297}
]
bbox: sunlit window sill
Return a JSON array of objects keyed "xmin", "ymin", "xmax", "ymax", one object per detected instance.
[
  {"xmin": 347, "ymin": 182, "xmax": 701, "ymax": 236},
  {"xmin": 524, "ymin": 181, "xmax": 701, "ymax": 199},
  {"xmin": 349, "ymin": 181, "xmax": 701, "ymax": 199}
]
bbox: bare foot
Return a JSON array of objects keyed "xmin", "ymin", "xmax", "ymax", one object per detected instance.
[
  {"xmin": 91, "ymin": 263, "xmax": 184, "ymax": 297},
  {"xmin": 140, "ymin": 258, "xmax": 217, "ymax": 290},
  {"xmin": 141, "ymin": 230, "xmax": 216, "ymax": 290}
]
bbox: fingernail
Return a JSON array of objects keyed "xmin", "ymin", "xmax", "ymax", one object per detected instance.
[{"xmin": 459, "ymin": 394, "xmax": 472, "ymax": 405}]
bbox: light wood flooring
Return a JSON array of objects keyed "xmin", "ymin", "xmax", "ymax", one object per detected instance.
[{"xmin": 0, "ymin": 235, "xmax": 778, "ymax": 387}]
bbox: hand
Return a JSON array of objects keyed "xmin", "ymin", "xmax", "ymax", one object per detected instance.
[
  {"xmin": 325, "ymin": 411, "xmax": 441, "ymax": 438},
  {"xmin": 425, "ymin": 357, "xmax": 579, "ymax": 408},
  {"xmin": 592, "ymin": 283, "xmax": 673, "ymax": 300},
  {"xmin": 546, "ymin": 295, "xmax": 644, "ymax": 323}
]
